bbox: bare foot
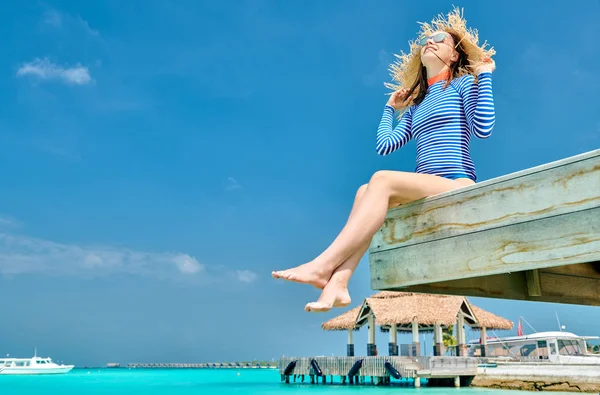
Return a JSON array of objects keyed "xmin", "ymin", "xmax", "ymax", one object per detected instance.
[
  {"xmin": 304, "ymin": 280, "xmax": 351, "ymax": 313},
  {"xmin": 271, "ymin": 261, "xmax": 332, "ymax": 289}
]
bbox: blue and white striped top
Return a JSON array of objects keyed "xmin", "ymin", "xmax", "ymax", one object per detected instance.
[{"xmin": 376, "ymin": 71, "xmax": 495, "ymax": 181}]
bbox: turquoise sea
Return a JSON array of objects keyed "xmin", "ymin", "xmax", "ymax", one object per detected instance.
[{"xmin": 0, "ymin": 368, "xmax": 576, "ymax": 394}]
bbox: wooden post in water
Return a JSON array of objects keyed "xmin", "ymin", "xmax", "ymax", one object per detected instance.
[
  {"xmin": 411, "ymin": 319, "xmax": 420, "ymax": 356},
  {"xmin": 347, "ymin": 329, "xmax": 354, "ymax": 356},
  {"xmin": 389, "ymin": 323, "xmax": 398, "ymax": 356},
  {"xmin": 368, "ymin": 149, "xmax": 600, "ymax": 306},
  {"xmin": 480, "ymin": 327, "xmax": 488, "ymax": 356},
  {"xmin": 367, "ymin": 314, "xmax": 376, "ymax": 356},
  {"xmin": 456, "ymin": 314, "xmax": 466, "ymax": 356},
  {"xmin": 433, "ymin": 323, "xmax": 443, "ymax": 356}
]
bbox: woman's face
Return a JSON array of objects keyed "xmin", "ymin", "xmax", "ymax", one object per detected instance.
[{"xmin": 419, "ymin": 30, "xmax": 458, "ymax": 68}]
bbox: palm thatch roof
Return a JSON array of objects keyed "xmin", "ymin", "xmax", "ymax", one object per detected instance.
[
  {"xmin": 322, "ymin": 292, "xmax": 513, "ymax": 332},
  {"xmin": 470, "ymin": 304, "xmax": 513, "ymax": 330},
  {"xmin": 365, "ymin": 292, "xmax": 468, "ymax": 330},
  {"xmin": 321, "ymin": 306, "xmax": 362, "ymax": 331}
]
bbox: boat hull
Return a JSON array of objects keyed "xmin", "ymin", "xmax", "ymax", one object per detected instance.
[{"xmin": 0, "ymin": 366, "xmax": 74, "ymax": 375}]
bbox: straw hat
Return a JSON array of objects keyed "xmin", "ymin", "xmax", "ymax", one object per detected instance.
[{"xmin": 385, "ymin": 6, "xmax": 495, "ymax": 112}]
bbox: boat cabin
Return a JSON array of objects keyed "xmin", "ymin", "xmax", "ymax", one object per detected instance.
[
  {"xmin": 0, "ymin": 357, "xmax": 55, "ymax": 367},
  {"xmin": 467, "ymin": 331, "xmax": 599, "ymax": 363}
]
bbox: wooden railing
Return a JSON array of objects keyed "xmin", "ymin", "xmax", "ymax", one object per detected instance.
[{"xmin": 278, "ymin": 356, "xmax": 419, "ymax": 378}]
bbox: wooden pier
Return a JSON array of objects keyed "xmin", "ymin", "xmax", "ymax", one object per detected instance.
[
  {"xmin": 368, "ymin": 149, "xmax": 600, "ymax": 306},
  {"xmin": 278, "ymin": 150, "xmax": 599, "ymax": 391},
  {"xmin": 278, "ymin": 356, "xmax": 478, "ymax": 387},
  {"xmin": 127, "ymin": 362, "xmax": 276, "ymax": 369}
]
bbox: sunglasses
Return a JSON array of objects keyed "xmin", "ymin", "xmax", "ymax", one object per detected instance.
[{"xmin": 417, "ymin": 32, "xmax": 448, "ymax": 46}]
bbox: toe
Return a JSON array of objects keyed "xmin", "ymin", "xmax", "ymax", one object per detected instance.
[
  {"xmin": 306, "ymin": 302, "xmax": 331, "ymax": 313},
  {"xmin": 274, "ymin": 270, "xmax": 288, "ymax": 279}
]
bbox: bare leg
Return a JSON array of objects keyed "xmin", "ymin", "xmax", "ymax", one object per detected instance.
[
  {"xmin": 304, "ymin": 240, "xmax": 369, "ymax": 312},
  {"xmin": 305, "ymin": 184, "xmax": 385, "ymax": 312},
  {"xmin": 305, "ymin": 183, "xmax": 378, "ymax": 311},
  {"xmin": 272, "ymin": 171, "xmax": 474, "ymax": 288},
  {"xmin": 305, "ymin": 175, "xmax": 474, "ymax": 312},
  {"xmin": 271, "ymin": 184, "xmax": 369, "ymax": 289}
]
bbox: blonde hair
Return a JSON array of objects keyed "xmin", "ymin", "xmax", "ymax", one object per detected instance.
[{"xmin": 385, "ymin": 6, "xmax": 496, "ymax": 114}]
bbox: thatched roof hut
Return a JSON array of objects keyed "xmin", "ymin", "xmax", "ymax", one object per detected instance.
[
  {"xmin": 322, "ymin": 291, "xmax": 513, "ymax": 332},
  {"xmin": 321, "ymin": 306, "xmax": 361, "ymax": 331},
  {"xmin": 470, "ymin": 304, "xmax": 513, "ymax": 330},
  {"xmin": 363, "ymin": 292, "xmax": 468, "ymax": 331}
]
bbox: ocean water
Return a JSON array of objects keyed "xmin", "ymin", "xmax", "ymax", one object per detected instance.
[{"xmin": 0, "ymin": 368, "xmax": 575, "ymax": 394}]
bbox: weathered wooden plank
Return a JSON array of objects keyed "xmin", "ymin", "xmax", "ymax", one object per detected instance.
[
  {"xmin": 543, "ymin": 262, "xmax": 600, "ymax": 277},
  {"xmin": 392, "ymin": 267, "xmax": 600, "ymax": 306},
  {"xmin": 371, "ymin": 149, "xmax": 600, "ymax": 253},
  {"xmin": 370, "ymin": 206, "xmax": 600, "ymax": 293}
]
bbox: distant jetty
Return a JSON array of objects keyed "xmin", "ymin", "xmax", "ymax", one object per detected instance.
[{"xmin": 125, "ymin": 362, "xmax": 277, "ymax": 369}]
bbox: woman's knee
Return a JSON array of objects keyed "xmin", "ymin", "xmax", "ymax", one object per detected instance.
[
  {"xmin": 355, "ymin": 184, "xmax": 368, "ymax": 202},
  {"xmin": 369, "ymin": 170, "xmax": 400, "ymax": 190}
]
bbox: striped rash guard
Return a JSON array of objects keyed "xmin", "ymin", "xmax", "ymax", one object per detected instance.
[{"xmin": 375, "ymin": 71, "xmax": 495, "ymax": 181}]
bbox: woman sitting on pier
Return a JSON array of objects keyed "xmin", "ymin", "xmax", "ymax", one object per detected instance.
[{"xmin": 272, "ymin": 7, "xmax": 496, "ymax": 312}]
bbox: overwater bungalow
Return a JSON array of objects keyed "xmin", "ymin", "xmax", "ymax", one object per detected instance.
[{"xmin": 322, "ymin": 292, "xmax": 513, "ymax": 357}]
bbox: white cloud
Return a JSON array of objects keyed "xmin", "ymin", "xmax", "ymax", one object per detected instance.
[
  {"xmin": 362, "ymin": 49, "xmax": 392, "ymax": 87},
  {"xmin": 43, "ymin": 9, "xmax": 99, "ymax": 37},
  {"xmin": 173, "ymin": 255, "xmax": 204, "ymax": 275},
  {"xmin": 0, "ymin": 232, "xmax": 252, "ymax": 285},
  {"xmin": 76, "ymin": 15, "xmax": 99, "ymax": 37},
  {"xmin": 225, "ymin": 177, "xmax": 242, "ymax": 191},
  {"xmin": 43, "ymin": 11, "xmax": 62, "ymax": 27},
  {"xmin": 236, "ymin": 270, "xmax": 258, "ymax": 284},
  {"xmin": 0, "ymin": 233, "xmax": 202, "ymax": 280},
  {"xmin": 0, "ymin": 216, "xmax": 18, "ymax": 228},
  {"xmin": 17, "ymin": 58, "xmax": 92, "ymax": 85}
]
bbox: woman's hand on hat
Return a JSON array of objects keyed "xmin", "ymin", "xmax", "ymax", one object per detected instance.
[
  {"xmin": 387, "ymin": 88, "xmax": 410, "ymax": 110},
  {"xmin": 475, "ymin": 57, "xmax": 495, "ymax": 75}
]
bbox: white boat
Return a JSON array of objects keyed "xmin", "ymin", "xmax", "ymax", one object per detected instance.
[
  {"xmin": 467, "ymin": 330, "xmax": 600, "ymax": 391},
  {"xmin": 467, "ymin": 330, "xmax": 600, "ymax": 365},
  {"xmin": 0, "ymin": 355, "xmax": 74, "ymax": 375}
]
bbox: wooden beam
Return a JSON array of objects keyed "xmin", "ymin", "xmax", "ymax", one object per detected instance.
[
  {"xmin": 368, "ymin": 149, "xmax": 600, "ymax": 306},
  {"xmin": 371, "ymin": 149, "xmax": 600, "ymax": 253},
  {"xmin": 459, "ymin": 300, "xmax": 477, "ymax": 324},
  {"xmin": 543, "ymin": 262, "xmax": 600, "ymax": 277},
  {"xmin": 389, "ymin": 264, "xmax": 600, "ymax": 306},
  {"xmin": 370, "ymin": 207, "xmax": 600, "ymax": 288},
  {"xmin": 525, "ymin": 269, "xmax": 542, "ymax": 296}
]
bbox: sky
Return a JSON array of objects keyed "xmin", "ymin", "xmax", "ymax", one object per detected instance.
[{"xmin": 0, "ymin": 0, "xmax": 599, "ymax": 367}]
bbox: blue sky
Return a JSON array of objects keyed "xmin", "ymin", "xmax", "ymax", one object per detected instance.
[{"xmin": 0, "ymin": 0, "xmax": 598, "ymax": 366}]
